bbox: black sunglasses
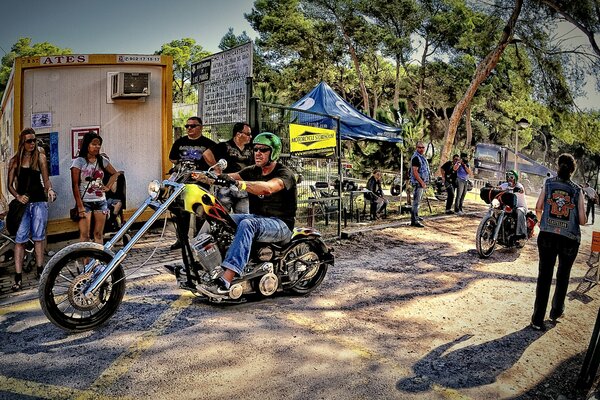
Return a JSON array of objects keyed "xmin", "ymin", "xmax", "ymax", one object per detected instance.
[
  {"xmin": 253, "ymin": 147, "xmax": 271, "ymax": 153},
  {"xmin": 24, "ymin": 138, "xmax": 36, "ymax": 144},
  {"xmin": 185, "ymin": 124, "xmax": 201, "ymax": 129}
]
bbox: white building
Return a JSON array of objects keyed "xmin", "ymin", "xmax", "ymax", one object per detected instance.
[{"xmin": 0, "ymin": 54, "xmax": 173, "ymax": 234}]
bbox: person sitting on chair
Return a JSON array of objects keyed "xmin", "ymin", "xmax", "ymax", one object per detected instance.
[{"xmin": 366, "ymin": 170, "xmax": 388, "ymax": 220}]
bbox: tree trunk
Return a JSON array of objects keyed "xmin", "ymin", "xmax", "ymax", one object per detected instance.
[
  {"xmin": 345, "ymin": 33, "xmax": 370, "ymax": 115},
  {"xmin": 394, "ymin": 54, "xmax": 400, "ymax": 110},
  {"xmin": 465, "ymin": 105, "xmax": 472, "ymax": 149},
  {"xmin": 439, "ymin": 0, "xmax": 523, "ymax": 167}
]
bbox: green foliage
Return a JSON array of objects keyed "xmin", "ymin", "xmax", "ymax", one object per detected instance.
[
  {"xmin": 154, "ymin": 38, "xmax": 211, "ymax": 104},
  {"xmin": 0, "ymin": 38, "xmax": 72, "ymax": 100}
]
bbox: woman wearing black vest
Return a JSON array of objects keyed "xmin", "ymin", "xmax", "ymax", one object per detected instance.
[{"xmin": 531, "ymin": 153, "xmax": 586, "ymax": 331}]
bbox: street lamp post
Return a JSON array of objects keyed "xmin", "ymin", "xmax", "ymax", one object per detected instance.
[{"xmin": 515, "ymin": 118, "xmax": 530, "ymax": 172}]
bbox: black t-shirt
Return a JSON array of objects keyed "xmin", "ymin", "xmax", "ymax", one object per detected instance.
[
  {"xmin": 440, "ymin": 160, "xmax": 457, "ymax": 185},
  {"xmin": 238, "ymin": 163, "xmax": 297, "ymax": 230},
  {"xmin": 210, "ymin": 139, "xmax": 253, "ymax": 173},
  {"xmin": 169, "ymin": 135, "xmax": 216, "ymax": 170}
]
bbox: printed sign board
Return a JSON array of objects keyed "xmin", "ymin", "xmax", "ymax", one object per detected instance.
[
  {"xmin": 289, "ymin": 123, "xmax": 336, "ymax": 154},
  {"xmin": 71, "ymin": 126, "xmax": 100, "ymax": 158},
  {"xmin": 193, "ymin": 42, "xmax": 253, "ymax": 125}
]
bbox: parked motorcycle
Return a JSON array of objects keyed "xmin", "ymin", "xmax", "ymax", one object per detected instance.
[
  {"xmin": 39, "ymin": 160, "xmax": 334, "ymax": 332},
  {"xmin": 0, "ymin": 219, "xmax": 35, "ymax": 272},
  {"xmin": 475, "ymin": 186, "xmax": 537, "ymax": 258}
]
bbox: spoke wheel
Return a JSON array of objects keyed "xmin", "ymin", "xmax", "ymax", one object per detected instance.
[
  {"xmin": 476, "ymin": 216, "xmax": 497, "ymax": 258},
  {"xmin": 284, "ymin": 241, "xmax": 328, "ymax": 295},
  {"xmin": 39, "ymin": 242, "xmax": 125, "ymax": 332}
]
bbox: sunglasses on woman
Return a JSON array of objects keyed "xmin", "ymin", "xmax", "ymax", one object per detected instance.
[{"xmin": 24, "ymin": 138, "xmax": 36, "ymax": 144}]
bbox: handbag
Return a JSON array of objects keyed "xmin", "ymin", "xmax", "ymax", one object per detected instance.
[
  {"xmin": 6, "ymin": 199, "xmax": 27, "ymax": 236},
  {"xmin": 70, "ymin": 206, "xmax": 80, "ymax": 222}
]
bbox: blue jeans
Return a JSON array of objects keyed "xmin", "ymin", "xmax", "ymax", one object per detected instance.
[
  {"xmin": 411, "ymin": 184, "xmax": 424, "ymax": 224},
  {"xmin": 16, "ymin": 202, "xmax": 48, "ymax": 243},
  {"xmin": 455, "ymin": 179, "xmax": 468, "ymax": 212},
  {"xmin": 222, "ymin": 214, "xmax": 292, "ymax": 276}
]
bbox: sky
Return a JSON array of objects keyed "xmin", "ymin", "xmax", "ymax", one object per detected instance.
[
  {"xmin": 0, "ymin": 0, "xmax": 258, "ymax": 56},
  {"xmin": 0, "ymin": 0, "xmax": 597, "ymax": 110}
]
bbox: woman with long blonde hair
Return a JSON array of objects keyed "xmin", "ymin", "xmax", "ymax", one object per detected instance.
[{"xmin": 7, "ymin": 128, "xmax": 56, "ymax": 291}]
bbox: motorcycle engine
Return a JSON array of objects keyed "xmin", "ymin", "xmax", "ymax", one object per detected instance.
[{"xmin": 191, "ymin": 233, "xmax": 222, "ymax": 271}]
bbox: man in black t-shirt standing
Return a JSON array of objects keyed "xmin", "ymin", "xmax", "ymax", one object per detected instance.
[
  {"xmin": 439, "ymin": 154, "xmax": 459, "ymax": 214},
  {"xmin": 168, "ymin": 116, "xmax": 216, "ymax": 250},
  {"xmin": 202, "ymin": 122, "xmax": 253, "ymax": 213},
  {"xmin": 201, "ymin": 132, "xmax": 297, "ymax": 295}
]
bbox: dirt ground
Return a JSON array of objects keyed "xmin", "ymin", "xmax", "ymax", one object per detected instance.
[{"xmin": 329, "ymin": 209, "xmax": 600, "ymax": 399}]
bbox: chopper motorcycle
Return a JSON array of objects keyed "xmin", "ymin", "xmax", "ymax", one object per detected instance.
[
  {"xmin": 39, "ymin": 160, "xmax": 334, "ymax": 332},
  {"xmin": 475, "ymin": 185, "xmax": 537, "ymax": 258}
]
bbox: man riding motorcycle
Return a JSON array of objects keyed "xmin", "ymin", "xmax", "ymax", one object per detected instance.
[
  {"xmin": 499, "ymin": 170, "xmax": 528, "ymax": 239},
  {"xmin": 200, "ymin": 132, "xmax": 297, "ymax": 294}
]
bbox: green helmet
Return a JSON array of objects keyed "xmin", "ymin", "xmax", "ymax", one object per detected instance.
[
  {"xmin": 253, "ymin": 132, "xmax": 282, "ymax": 161},
  {"xmin": 506, "ymin": 170, "xmax": 518, "ymax": 183}
]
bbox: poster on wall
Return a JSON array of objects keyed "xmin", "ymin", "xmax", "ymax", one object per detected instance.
[
  {"xmin": 71, "ymin": 126, "xmax": 100, "ymax": 158},
  {"xmin": 36, "ymin": 132, "xmax": 59, "ymax": 176},
  {"xmin": 31, "ymin": 112, "xmax": 52, "ymax": 129}
]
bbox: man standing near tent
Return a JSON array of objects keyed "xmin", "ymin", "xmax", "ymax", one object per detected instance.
[{"xmin": 410, "ymin": 141, "xmax": 430, "ymax": 228}]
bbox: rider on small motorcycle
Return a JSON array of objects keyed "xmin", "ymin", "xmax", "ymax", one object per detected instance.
[
  {"xmin": 499, "ymin": 170, "xmax": 528, "ymax": 239},
  {"xmin": 199, "ymin": 132, "xmax": 298, "ymax": 295}
]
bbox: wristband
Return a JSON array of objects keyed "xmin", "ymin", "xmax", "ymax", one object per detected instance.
[{"xmin": 238, "ymin": 181, "xmax": 247, "ymax": 191}]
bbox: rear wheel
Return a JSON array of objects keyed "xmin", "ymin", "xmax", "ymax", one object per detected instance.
[
  {"xmin": 476, "ymin": 215, "xmax": 497, "ymax": 258},
  {"xmin": 39, "ymin": 242, "xmax": 125, "ymax": 332},
  {"xmin": 284, "ymin": 241, "xmax": 329, "ymax": 295},
  {"xmin": 390, "ymin": 185, "xmax": 401, "ymax": 196}
]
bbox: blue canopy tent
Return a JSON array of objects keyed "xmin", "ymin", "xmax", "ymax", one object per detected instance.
[{"xmin": 291, "ymin": 81, "xmax": 403, "ymax": 143}]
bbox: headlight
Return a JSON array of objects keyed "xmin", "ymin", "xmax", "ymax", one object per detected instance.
[
  {"xmin": 491, "ymin": 198, "xmax": 500, "ymax": 208},
  {"xmin": 148, "ymin": 180, "xmax": 161, "ymax": 200}
]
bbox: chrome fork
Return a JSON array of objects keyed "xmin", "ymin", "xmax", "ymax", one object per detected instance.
[{"xmin": 83, "ymin": 181, "xmax": 185, "ymax": 299}]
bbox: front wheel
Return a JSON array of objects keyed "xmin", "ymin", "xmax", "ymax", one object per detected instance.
[
  {"xmin": 476, "ymin": 215, "xmax": 497, "ymax": 258},
  {"xmin": 39, "ymin": 242, "xmax": 125, "ymax": 332},
  {"xmin": 390, "ymin": 185, "xmax": 401, "ymax": 196},
  {"xmin": 284, "ymin": 240, "xmax": 330, "ymax": 295}
]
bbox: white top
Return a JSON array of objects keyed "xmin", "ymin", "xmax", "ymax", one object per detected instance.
[{"xmin": 500, "ymin": 182, "xmax": 527, "ymax": 209}]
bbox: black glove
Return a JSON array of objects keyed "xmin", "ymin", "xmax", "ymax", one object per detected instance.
[{"xmin": 215, "ymin": 174, "xmax": 237, "ymax": 187}]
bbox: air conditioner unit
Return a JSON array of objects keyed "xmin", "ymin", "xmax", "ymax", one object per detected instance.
[{"xmin": 111, "ymin": 72, "xmax": 150, "ymax": 99}]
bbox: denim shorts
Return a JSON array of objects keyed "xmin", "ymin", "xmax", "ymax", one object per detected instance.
[
  {"xmin": 15, "ymin": 202, "xmax": 48, "ymax": 243},
  {"xmin": 83, "ymin": 200, "xmax": 109, "ymax": 214}
]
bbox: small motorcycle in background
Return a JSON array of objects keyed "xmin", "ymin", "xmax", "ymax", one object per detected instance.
[{"xmin": 475, "ymin": 186, "xmax": 537, "ymax": 258}]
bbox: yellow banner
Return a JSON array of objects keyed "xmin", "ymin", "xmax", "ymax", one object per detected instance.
[{"xmin": 289, "ymin": 124, "xmax": 336, "ymax": 153}]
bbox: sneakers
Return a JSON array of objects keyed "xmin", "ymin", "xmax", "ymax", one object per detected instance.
[
  {"xmin": 550, "ymin": 312, "xmax": 564, "ymax": 322},
  {"xmin": 456, "ymin": 211, "xmax": 465, "ymax": 216},
  {"xmin": 200, "ymin": 279, "xmax": 230, "ymax": 295},
  {"xmin": 530, "ymin": 322, "xmax": 546, "ymax": 332},
  {"xmin": 410, "ymin": 222, "xmax": 425, "ymax": 228},
  {"xmin": 445, "ymin": 210, "xmax": 454, "ymax": 215}
]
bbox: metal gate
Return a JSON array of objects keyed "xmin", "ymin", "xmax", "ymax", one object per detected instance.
[{"xmin": 254, "ymin": 100, "xmax": 343, "ymax": 239}]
